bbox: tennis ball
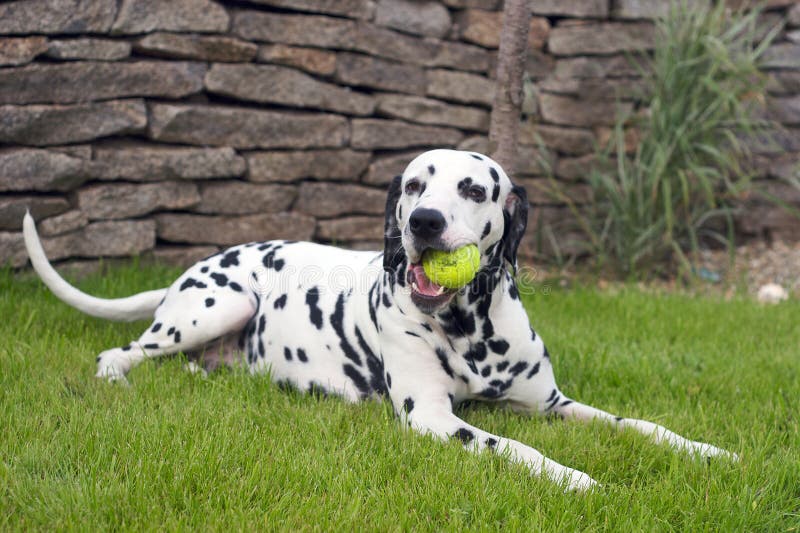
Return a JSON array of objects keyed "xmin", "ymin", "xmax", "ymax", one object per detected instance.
[{"xmin": 422, "ymin": 245, "xmax": 480, "ymax": 289}]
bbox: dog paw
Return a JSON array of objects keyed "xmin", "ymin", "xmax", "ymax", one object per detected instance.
[
  {"xmin": 692, "ymin": 441, "xmax": 739, "ymax": 462},
  {"xmin": 95, "ymin": 353, "xmax": 129, "ymax": 384},
  {"xmin": 561, "ymin": 469, "xmax": 600, "ymax": 493}
]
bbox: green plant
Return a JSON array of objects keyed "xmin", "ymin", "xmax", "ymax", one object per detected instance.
[{"xmin": 545, "ymin": 1, "xmax": 780, "ymax": 278}]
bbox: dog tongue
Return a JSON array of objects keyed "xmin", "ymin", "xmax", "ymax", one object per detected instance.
[{"xmin": 411, "ymin": 264, "xmax": 443, "ymax": 296}]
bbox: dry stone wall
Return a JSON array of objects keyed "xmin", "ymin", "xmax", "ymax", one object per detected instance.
[{"xmin": 0, "ymin": 0, "xmax": 798, "ymax": 270}]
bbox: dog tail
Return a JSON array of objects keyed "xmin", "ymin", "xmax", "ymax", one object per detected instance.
[{"xmin": 22, "ymin": 211, "xmax": 168, "ymax": 322}]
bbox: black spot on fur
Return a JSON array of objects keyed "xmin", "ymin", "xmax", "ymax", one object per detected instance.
[
  {"xmin": 330, "ymin": 293, "xmax": 362, "ymax": 366},
  {"xmin": 481, "ymin": 221, "xmax": 491, "ymax": 239},
  {"xmin": 405, "ymin": 330, "xmax": 421, "ymax": 338},
  {"xmin": 305, "ymin": 287, "xmax": 324, "ymax": 330},
  {"xmin": 274, "ymin": 294, "xmax": 287, "ymax": 309},
  {"xmin": 543, "ymin": 347, "xmax": 550, "ymax": 359},
  {"xmin": 382, "ymin": 292, "xmax": 392, "ymax": 308},
  {"xmin": 284, "ymin": 347, "xmax": 292, "ymax": 361},
  {"xmin": 488, "ymin": 339, "xmax": 509, "ymax": 355},
  {"xmin": 496, "ymin": 361, "xmax": 510, "ymax": 372},
  {"xmin": 354, "ymin": 326, "xmax": 387, "ymax": 396},
  {"xmin": 143, "ymin": 343, "xmax": 159, "ymax": 350},
  {"xmin": 435, "ymin": 347, "xmax": 454, "ymax": 378},
  {"xmin": 453, "ymin": 428, "xmax": 475, "ymax": 444},
  {"xmin": 167, "ymin": 326, "xmax": 175, "ymax": 336},
  {"xmin": 174, "ymin": 331, "xmax": 181, "ymax": 343},
  {"xmin": 481, "ymin": 365, "xmax": 492, "ymax": 377},
  {"xmin": 479, "ymin": 387, "xmax": 502, "ymax": 399},
  {"xmin": 509, "ymin": 361, "xmax": 528, "ymax": 376},
  {"xmin": 470, "ymin": 154, "xmax": 483, "ymax": 161},
  {"xmin": 489, "ymin": 167, "xmax": 500, "ymax": 183},
  {"xmin": 121, "ymin": 345, "xmax": 131, "ymax": 352},
  {"xmin": 200, "ymin": 266, "xmax": 209, "ymax": 273},
  {"xmin": 343, "ymin": 364, "xmax": 370, "ymax": 396},
  {"xmin": 386, "ymin": 372, "xmax": 392, "ymax": 389},
  {"xmin": 210, "ymin": 272, "xmax": 228, "ymax": 287},
  {"xmin": 179, "ymin": 278, "xmax": 207, "ymax": 291},
  {"xmin": 420, "ymin": 322, "xmax": 433, "ymax": 332},
  {"xmin": 509, "ymin": 282, "xmax": 519, "ymax": 300},
  {"xmin": 439, "ymin": 307, "xmax": 475, "ymax": 337},
  {"xmin": 428, "ymin": 164, "xmax": 435, "ymax": 175},
  {"xmin": 258, "ymin": 314, "xmax": 266, "ymax": 335},
  {"xmin": 491, "ymin": 184, "xmax": 500, "ymax": 202},
  {"xmin": 273, "ymin": 259, "xmax": 285, "ymax": 271},
  {"xmin": 192, "ymin": 320, "xmax": 197, "ymax": 326},
  {"xmin": 615, "ymin": 416, "xmax": 624, "ymax": 422},
  {"xmin": 465, "ymin": 342, "xmax": 487, "ymax": 363},
  {"xmin": 151, "ymin": 322, "xmax": 162, "ymax": 333},
  {"xmin": 297, "ymin": 348, "xmax": 308, "ymax": 363},
  {"xmin": 526, "ymin": 361, "xmax": 541, "ymax": 379},
  {"xmin": 205, "ymin": 298, "xmax": 215, "ymax": 307},
  {"xmin": 485, "ymin": 437, "xmax": 498, "ymax": 449},
  {"xmin": 229, "ymin": 282, "xmax": 243, "ymax": 292},
  {"xmin": 403, "ymin": 397, "xmax": 415, "ymax": 414},
  {"xmin": 219, "ymin": 250, "xmax": 240, "ymax": 268}
]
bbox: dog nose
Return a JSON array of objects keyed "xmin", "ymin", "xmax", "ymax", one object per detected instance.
[{"xmin": 409, "ymin": 208, "xmax": 446, "ymax": 240}]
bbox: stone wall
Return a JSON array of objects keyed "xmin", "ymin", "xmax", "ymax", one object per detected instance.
[{"xmin": 1, "ymin": 0, "xmax": 798, "ymax": 269}]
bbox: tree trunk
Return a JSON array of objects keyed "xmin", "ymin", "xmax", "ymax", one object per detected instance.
[{"xmin": 488, "ymin": 0, "xmax": 532, "ymax": 175}]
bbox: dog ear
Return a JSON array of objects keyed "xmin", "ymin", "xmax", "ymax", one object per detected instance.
[
  {"xmin": 383, "ymin": 175, "xmax": 404, "ymax": 272},
  {"xmin": 501, "ymin": 184, "xmax": 529, "ymax": 273}
]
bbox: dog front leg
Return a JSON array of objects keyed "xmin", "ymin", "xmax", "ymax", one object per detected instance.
[{"xmin": 397, "ymin": 396, "xmax": 598, "ymax": 492}]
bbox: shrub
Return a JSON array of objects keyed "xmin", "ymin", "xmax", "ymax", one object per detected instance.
[{"xmin": 543, "ymin": 1, "xmax": 780, "ymax": 278}]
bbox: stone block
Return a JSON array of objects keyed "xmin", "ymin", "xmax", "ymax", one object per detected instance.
[
  {"xmin": 530, "ymin": 0, "xmax": 608, "ymax": 17},
  {"xmin": 156, "ymin": 213, "xmax": 316, "ymax": 245},
  {"xmin": 247, "ymin": 150, "xmax": 371, "ymax": 182},
  {"xmin": 539, "ymin": 94, "xmax": 633, "ymax": 127},
  {"xmin": 316, "ymin": 216, "xmax": 385, "ymax": 241},
  {"xmin": 39, "ymin": 210, "xmax": 88, "ymax": 237},
  {"xmin": 0, "ymin": 196, "xmax": 70, "ymax": 231},
  {"xmin": 376, "ymin": 94, "xmax": 489, "ymax": 132},
  {"xmin": 759, "ymin": 43, "xmax": 800, "ymax": 69},
  {"xmin": 195, "ymin": 182, "xmax": 297, "ymax": 214},
  {"xmin": 549, "ymin": 22, "xmax": 654, "ymax": 56},
  {"xmin": 426, "ymin": 69, "xmax": 495, "ymax": 106},
  {"xmin": 77, "ymin": 182, "xmax": 200, "ymax": 220},
  {"xmin": 0, "ymin": 100, "xmax": 147, "ymax": 146},
  {"xmin": 0, "ymin": 37, "xmax": 48, "ymax": 66},
  {"xmin": 135, "ymin": 33, "xmax": 257, "ymax": 62},
  {"xmin": 111, "ymin": 0, "xmax": 229, "ymax": 34},
  {"xmin": 554, "ymin": 55, "xmax": 643, "ymax": 78},
  {"xmin": 351, "ymin": 119, "xmax": 463, "ymax": 150},
  {"xmin": 257, "ymin": 45, "xmax": 336, "ymax": 76},
  {"xmin": 295, "ymin": 183, "xmax": 386, "ymax": 217},
  {"xmin": 519, "ymin": 123, "xmax": 596, "ymax": 156},
  {"xmin": 335, "ymin": 53, "xmax": 427, "ymax": 95},
  {"xmin": 90, "ymin": 144, "xmax": 246, "ymax": 181},
  {"xmin": 46, "ymin": 38, "xmax": 131, "ymax": 61},
  {"xmin": 148, "ymin": 104, "xmax": 349, "ymax": 149},
  {"xmin": 0, "ymin": 0, "xmax": 117, "ymax": 35},
  {"xmin": 374, "ymin": 0, "xmax": 451, "ymax": 38},
  {"xmin": 363, "ymin": 151, "xmax": 418, "ymax": 185},
  {"xmin": 0, "ymin": 148, "xmax": 87, "ymax": 192},
  {"xmin": 0, "ymin": 61, "xmax": 205, "ymax": 105},
  {"xmin": 206, "ymin": 63, "xmax": 375, "ymax": 115},
  {"xmin": 150, "ymin": 245, "xmax": 221, "ymax": 268}
]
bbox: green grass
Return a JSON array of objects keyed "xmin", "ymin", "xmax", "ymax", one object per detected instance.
[{"xmin": 1, "ymin": 264, "xmax": 798, "ymax": 530}]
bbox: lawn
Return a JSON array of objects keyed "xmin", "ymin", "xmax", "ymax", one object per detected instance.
[{"xmin": 1, "ymin": 264, "xmax": 798, "ymax": 530}]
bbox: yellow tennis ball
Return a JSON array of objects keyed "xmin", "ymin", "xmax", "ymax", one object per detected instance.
[{"xmin": 422, "ymin": 245, "xmax": 480, "ymax": 289}]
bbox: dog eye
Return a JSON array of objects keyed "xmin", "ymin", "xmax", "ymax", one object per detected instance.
[
  {"xmin": 468, "ymin": 186, "xmax": 486, "ymax": 202},
  {"xmin": 405, "ymin": 180, "xmax": 422, "ymax": 195}
]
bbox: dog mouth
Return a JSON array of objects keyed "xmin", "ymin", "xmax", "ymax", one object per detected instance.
[{"xmin": 406, "ymin": 262, "xmax": 457, "ymax": 310}]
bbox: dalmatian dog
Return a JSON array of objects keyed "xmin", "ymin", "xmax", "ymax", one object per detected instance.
[{"xmin": 22, "ymin": 149, "xmax": 735, "ymax": 491}]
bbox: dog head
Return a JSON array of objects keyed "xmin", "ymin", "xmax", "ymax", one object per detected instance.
[{"xmin": 383, "ymin": 149, "xmax": 528, "ymax": 313}]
